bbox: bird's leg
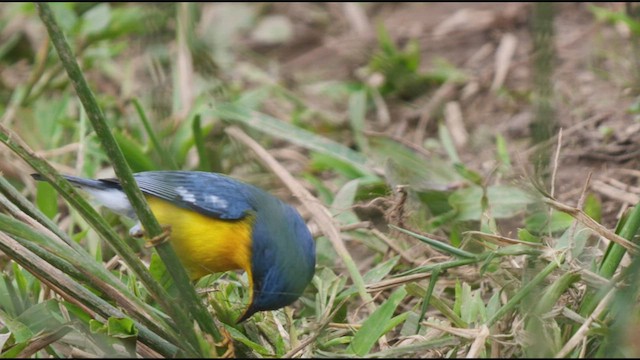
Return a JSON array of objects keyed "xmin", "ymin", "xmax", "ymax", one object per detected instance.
[
  {"xmin": 215, "ymin": 326, "xmax": 235, "ymax": 358},
  {"xmin": 128, "ymin": 222, "xmax": 144, "ymax": 238},
  {"xmin": 144, "ymin": 225, "xmax": 172, "ymax": 248}
]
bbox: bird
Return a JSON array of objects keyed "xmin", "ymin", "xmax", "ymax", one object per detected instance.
[{"xmin": 32, "ymin": 171, "xmax": 316, "ymax": 322}]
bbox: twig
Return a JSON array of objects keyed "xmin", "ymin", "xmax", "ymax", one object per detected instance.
[
  {"xmin": 414, "ymin": 81, "xmax": 457, "ymax": 144},
  {"xmin": 543, "ymin": 197, "xmax": 640, "ymax": 255},
  {"xmin": 370, "ymin": 228, "xmax": 420, "ymax": 265},
  {"xmin": 490, "ymin": 33, "xmax": 518, "ymax": 91},
  {"xmin": 342, "ymin": 3, "xmax": 372, "ymax": 38},
  {"xmin": 444, "ymin": 101, "xmax": 467, "ymax": 147},
  {"xmin": 590, "ymin": 179, "xmax": 640, "ymax": 205},
  {"xmin": 366, "ymin": 272, "xmax": 432, "ymax": 293},
  {"xmin": 466, "ymin": 325, "xmax": 490, "ymax": 358}
]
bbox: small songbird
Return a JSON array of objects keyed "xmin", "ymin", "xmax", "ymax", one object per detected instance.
[{"xmin": 33, "ymin": 171, "xmax": 316, "ymax": 322}]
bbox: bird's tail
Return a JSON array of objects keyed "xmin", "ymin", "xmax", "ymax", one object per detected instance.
[
  {"xmin": 31, "ymin": 173, "xmax": 133, "ymax": 217},
  {"xmin": 31, "ymin": 173, "xmax": 121, "ymax": 191}
]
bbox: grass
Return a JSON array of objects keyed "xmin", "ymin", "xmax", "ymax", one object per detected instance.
[{"xmin": 0, "ymin": 2, "xmax": 639, "ymax": 358}]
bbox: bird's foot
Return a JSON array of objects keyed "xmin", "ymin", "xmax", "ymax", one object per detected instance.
[
  {"xmin": 144, "ymin": 225, "xmax": 172, "ymax": 248},
  {"xmin": 128, "ymin": 222, "xmax": 144, "ymax": 238},
  {"xmin": 216, "ymin": 326, "xmax": 235, "ymax": 358}
]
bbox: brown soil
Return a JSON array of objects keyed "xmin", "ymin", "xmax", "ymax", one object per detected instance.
[{"xmin": 254, "ymin": 2, "xmax": 640, "ymax": 229}]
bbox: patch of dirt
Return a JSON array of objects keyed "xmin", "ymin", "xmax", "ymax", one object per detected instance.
[{"xmin": 256, "ymin": 2, "xmax": 640, "ymax": 229}]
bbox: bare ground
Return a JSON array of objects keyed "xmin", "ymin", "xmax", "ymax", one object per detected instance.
[{"xmin": 256, "ymin": 2, "xmax": 640, "ymax": 229}]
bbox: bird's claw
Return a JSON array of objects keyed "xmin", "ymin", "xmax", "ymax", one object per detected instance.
[
  {"xmin": 144, "ymin": 225, "xmax": 172, "ymax": 248},
  {"xmin": 128, "ymin": 222, "xmax": 144, "ymax": 238},
  {"xmin": 215, "ymin": 327, "xmax": 235, "ymax": 358}
]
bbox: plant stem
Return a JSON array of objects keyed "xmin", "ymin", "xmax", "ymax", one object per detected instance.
[{"xmin": 35, "ymin": 2, "xmax": 223, "ymax": 353}]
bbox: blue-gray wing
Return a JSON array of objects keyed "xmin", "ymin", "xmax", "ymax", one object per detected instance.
[{"xmin": 128, "ymin": 171, "xmax": 254, "ymax": 220}]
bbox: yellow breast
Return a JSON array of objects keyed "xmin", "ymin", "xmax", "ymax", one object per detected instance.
[{"xmin": 145, "ymin": 196, "xmax": 254, "ymax": 281}]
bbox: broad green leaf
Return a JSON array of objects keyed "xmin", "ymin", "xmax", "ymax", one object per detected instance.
[
  {"xmin": 486, "ymin": 292, "xmax": 501, "ymax": 320},
  {"xmin": 148, "ymin": 252, "xmax": 175, "ymax": 295},
  {"xmin": 49, "ymin": 3, "xmax": 78, "ymax": 33},
  {"xmin": 14, "ymin": 300, "xmax": 65, "ymax": 337},
  {"xmin": 363, "ymin": 256, "xmax": 400, "ymax": 284},
  {"xmin": 459, "ymin": 283, "xmax": 486, "ymax": 324},
  {"xmin": 348, "ymin": 287, "xmax": 407, "ymax": 356},
  {"xmin": 555, "ymin": 223, "xmax": 592, "ymax": 259},
  {"xmin": 223, "ymin": 325, "xmax": 271, "ymax": 355},
  {"xmin": 81, "ymin": 3, "xmax": 111, "ymax": 36},
  {"xmin": 113, "ymin": 131, "xmax": 155, "ymax": 172},
  {"xmin": 0, "ymin": 341, "xmax": 28, "ymax": 358},
  {"xmin": 450, "ymin": 185, "xmax": 537, "ymax": 221},
  {"xmin": 331, "ymin": 179, "xmax": 360, "ymax": 225},
  {"xmin": 495, "ymin": 134, "xmax": 511, "ymax": 170},
  {"xmin": 589, "ymin": 5, "xmax": 640, "ymax": 35},
  {"xmin": 583, "ymin": 193, "xmax": 602, "ymax": 223},
  {"xmin": 0, "ymin": 308, "xmax": 32, "ymax": 343},
  {"xmin": 453, "ymin": 163, "xmax": 483, "ymax": 186},
  {"xmin": 371, "ymin": 136, "xmax": 462, "ymax": 188},
  {"xmin": 107, "ymin": 317, "xmax": 138, "ymax": 338},
  {"xmin": 310, "ymin": 152, "xmax": 365, "ymax": 180},
  {"xmin": 438, "ymin": 122, "xmax": 460, "ymax": 163},
  {"xmin": 517, "ymin": 228, "xmax": 541, "ymax": 243},
  {"xmin": 525, "ymin": 210, "xmax": 575, "ymax": 234},
  {"xmin": 35, "ymin": 181, "xmax": 57, "ymax": 220},
  {"xmin": 211, "ymin": 104, "xmax": 376, "ymax": 178}
]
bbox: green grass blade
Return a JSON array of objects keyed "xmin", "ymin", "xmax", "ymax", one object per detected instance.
[
  {"xmin": 486, "ymin": 255, "xmax": 563, "ymax": 327},
  {"xmin": 211, "ymin": 104, "xmax": 377, "ymax": 178},
  {"xmin": 390, "ymin": 225, "xmax": 477, "ymax": 259},
  {"xmin": 348, "ymin": 286, "xmax": 407, "ymax": 356},
  {"xmin": 132, "ymin": 98, "xmax": 178, "ymax": 170},
  {"xmin": 35, "ymin": 3, "xmax": 221, "ymax": 352}
]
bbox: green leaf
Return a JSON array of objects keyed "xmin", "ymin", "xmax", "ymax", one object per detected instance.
[
  {"xmin": 583, "ymin": 193, "xmax": 602, "ymax": 223},
  {"xmin": 331, "ymin": 179, "xmax": 360, "ymax": 225},
  {"xmin": 35, "ymin": 181, "xmax": 57, "ymax": 220},
  {"xmin": 0, "ymin": 341, "xmax": 28, "ymax": 358},
  {"xmin": 107, "ymin": 317, "xmax": 138, "ymax": 338},
  {"xmin": 113, "ymin": 131, "xmax": 155, "ymax": 172},
  {"xmin": 525, "ymin": 210, "xmax": 575, "ymax": 234},
  {"xmin": 370, "ymin": 136, "xmax": 462, "ymax": 189},
  {"xmin": 211, "ymin": 104, "xmax": 376, "ymax": 178},
  {"xmin": 148, "ymin": 252, "xmax": 176, "ymax": 295},
  {"xmin": 222, "ymin": 325, "xmax": 271, "ymax": 356},
  {"xmin": 49, "ymin": 3, "xmax": 78, "ymax": 33},
  {"xmin": 517, "ymin": 228, "xmax": 541, "ymax": 243},
  {"xmin": 453, "ymin": 163, "xmax": 483, "ymax": 186},
  {"xmin": 348, "ymin": 287, "xmax": 407, "ymax": 356},
  {"xmin": 589, "ymin": 5, "xmax": 640, "ymax": 35},
  {"xmin": 449, "ymin": 185, "xmax": 537, "ymax": 221},
  {"xmin": 0, "ymin": 308, "xmax": 32, "ymax": 343},
  {"xmin": 310, "ymin": 152, "xmax": 365, "ymax": 180},
  {"xmin": 11, "ymin": 300, "xmax": 65, "ymax": 338},
  {"xmin": 438, "ymin": 122, "xmax": 460, "ymax": 163},
  {"xmin": 495, "ymin": 134, "xmax": 511, "ymax": 170},
  {"xmin": 459, "ymin": 283, "xmax": 486, "ymax": 324},
  {"xmin": 555, "ymin": 223, "xmax": 591, "ymax": 258},
  {"xmin": 81, "ymin": 3, "xmax": 111, "ymax": 36},
  {"xmin": 391, "ymin": 225, "xmax": 477, "ymax": 259},
  {"xmin": 363, "ymin": 256, "xmax": 400, "ymax": 284}
]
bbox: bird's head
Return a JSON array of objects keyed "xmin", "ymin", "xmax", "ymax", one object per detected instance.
[{"xmin": 237, "ymin": 199, "xmax": 315, "ymax": 322}]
